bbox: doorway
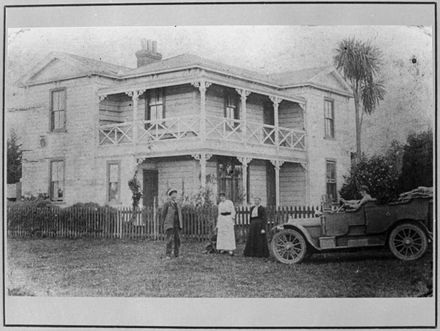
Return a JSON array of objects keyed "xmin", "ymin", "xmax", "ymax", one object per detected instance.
[{"xmin": 143, "ymin": 169, "xmax": 158, "ymax": 207}]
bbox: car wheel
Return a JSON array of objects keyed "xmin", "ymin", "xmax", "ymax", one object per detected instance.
[
  {"xmin": 388, "ymin": 223, "xmax": 428, "ymax": 261},
  {"xmin": 271, "ymin": 229, "xmax": 307, "ymax": 264}
]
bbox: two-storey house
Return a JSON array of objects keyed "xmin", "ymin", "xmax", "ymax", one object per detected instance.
[{"xmin": 14, "ymin": 39, "xmax": 355, "ymax": 207}]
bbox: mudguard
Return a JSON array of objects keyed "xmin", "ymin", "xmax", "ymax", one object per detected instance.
[{"xmin": 271, "ymin": 222, "xmax": 321, "ymax": 251}]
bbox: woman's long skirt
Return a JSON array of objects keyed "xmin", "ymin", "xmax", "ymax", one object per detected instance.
[
  {"xmin": 243, "ymin": 218, "xmax": 270, "ymax": 257},
  {"xmin": 216, "ymin": 215, "xmax": 236, "ymax": 251}
]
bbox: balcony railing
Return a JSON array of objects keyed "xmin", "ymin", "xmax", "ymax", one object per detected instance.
[
  {"xmin": 138, "ymin": 115, "xmax": 201, "ymax": 143},
  {"xmin": 98, "ymin": 115, "xmax": 306, "ymax": 151}
]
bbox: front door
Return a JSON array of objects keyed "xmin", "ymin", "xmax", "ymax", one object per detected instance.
[
  {"xmin": 143, "ymin": 170, "xmax": 158, "ymax": 207},
  {"xmin": 217, "ymin": 157, "xmax": 243, "ymax": 204}
]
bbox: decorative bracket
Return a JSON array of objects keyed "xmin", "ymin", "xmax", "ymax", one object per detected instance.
[
  {"xmin": 270, "ymin": 159, "xmax": 285, "ymax": 170},
  {"xmin": 269, "ymin": 95, "xmax": 282, "ymax": 107},
  {"xmin": 235, "ymin": 88, "xmax": 251, "ymax": 101},
  {"xmin": 191, "ymin": 80, "xmax": 212, "ymax": 93},
  {"xmin": 126, "ymin": 89, "xmax": 146, "ymax": 99},
  {"xmin": 192, "ymin": 153, "xmax": 212, "ymax": 162},
  {"xmin": 237, "ymin": 156, "xmax": 252, "ymax": 166},
  {"xmin": 299, "ymin": 162, "xmax": 308, "ymax": 171},
  {"xmin": 298, "ymin": 101, "xmax": 306, "ymax": 113}
]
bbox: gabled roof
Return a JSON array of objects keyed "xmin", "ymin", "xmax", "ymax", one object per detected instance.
[
  {"xmin": 17, "ymin": 51, "xmax": 352, "ymax": 97},
  {"xmin": 17, "ymin": 51, "xmax": 131, "ymax": 86},
  {"xmin": 269, "ymin": 66, "xmax": 330, "ymax": 86},
  {"xmin": 61, "ymin": 52, "xmax": 131, "ymax": 75},
  {"xmin": 125, "ymin": 53, "xmax": 273, "ymax": 83}
]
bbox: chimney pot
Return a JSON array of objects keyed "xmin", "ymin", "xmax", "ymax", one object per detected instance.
[
  {"xmin": 141, "ymin": 38, "xmax": 147, "ymax": 50},
  {"xmin": 135, "ymin": 39, "xmax": 162, "ymax": 67}
]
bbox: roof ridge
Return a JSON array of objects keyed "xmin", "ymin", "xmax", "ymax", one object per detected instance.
[
  {"xmin": 269, "ymin": 65, "xmax": 332, "ymax": 77},
  {"xmin": 57, "ymin": 51, "xmax": 131, "ymax": 71}
]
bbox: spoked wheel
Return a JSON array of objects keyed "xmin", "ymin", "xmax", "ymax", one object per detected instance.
[
  {"xmin": 271, "ymin": 229, "xmax": 307, "ymax": 264},
  {"xmin": 389, "ymin": 223, "xmax": 428, "ymax": 261}
]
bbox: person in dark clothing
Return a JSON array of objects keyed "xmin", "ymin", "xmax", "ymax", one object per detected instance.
[
  {"xmin": 243, "ymin": 197, "xmax": 270, "ymax": 258},
  {"xmin": 161, "ymin": 188, "xmax": 183, "ymax": 259}
]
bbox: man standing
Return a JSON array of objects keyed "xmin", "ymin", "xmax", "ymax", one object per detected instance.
[{"xmin": 161, "ymin": 188, "xmax": 183, "ymax": 259}]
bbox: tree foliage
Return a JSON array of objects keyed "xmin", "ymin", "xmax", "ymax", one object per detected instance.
[
  {"xmin": 399, "ymin": 130, "xmax": 433, "ymax": 192},
  {"xmin": 334, "ymin": 38, "xmax": 386, "ymax": 158},
  {"xmin": 340, "ymin": 154, "xmax": 400, "ymax": 204},
  {"xmin": 340, "ymin": 130, "xmax": 433, "ymax": 204},
  {"xmin": 7, "ymin": 130, "xmax": 22, "ymax": 184}
]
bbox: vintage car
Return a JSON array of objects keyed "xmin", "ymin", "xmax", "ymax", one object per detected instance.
[{"xmin": 270, "ymin": 196, "xmax": 433, "ymax": 264}]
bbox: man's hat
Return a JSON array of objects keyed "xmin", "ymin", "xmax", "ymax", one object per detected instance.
[{"xmin": 168, "ymin": 188, "xmax": 178, "ymax": 196}]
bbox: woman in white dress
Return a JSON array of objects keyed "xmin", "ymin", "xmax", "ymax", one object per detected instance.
[{"xmin": 216, "ymin": 192, "xmax": 236, "ymax": 256}]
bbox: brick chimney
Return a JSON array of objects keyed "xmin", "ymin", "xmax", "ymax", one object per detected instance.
[{"xmin": 135, "ymin": 39, "xmax": 162, "ymax": 67}]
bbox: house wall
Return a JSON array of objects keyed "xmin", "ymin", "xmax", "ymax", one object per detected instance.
[
  {"xmin": 248, "ymin": 160, "xmax": 267, "ymax": 205},
  {"xmin": 20, "ymin": 76, "xmax": 100, "ymax": 204},
  {"xmin": 284, "ymin": 86, "xmax": 355, "ymax": 204},
  {"xmin": 94, "ymin": 156, "xmax": 200, "ymax": 206},
  {"xmin": 99, "ymin": 84, "xmax": 197, "ymax": 124},
  {"xmin": 246, "ymin": 94, "xmax": 265, "ymax": 124},
  {"xmin": 278, "ymin": 101, "xmax": 304, "ymax": 130},
  {"xmin": 279, "ymin": 163, "xmax": 306, "ymax": 206},
  {"xmin": 156, "ymin": 158, "xmax": 198, "ymax": 205},
  {"xmin": 205, "ymin": 85, "xmax": 226, "ymax": 118}
]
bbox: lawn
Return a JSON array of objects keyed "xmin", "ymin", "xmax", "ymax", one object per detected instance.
[{"xmin": 7, "ymin": 238, "xmax": 432, "ymax": 297}]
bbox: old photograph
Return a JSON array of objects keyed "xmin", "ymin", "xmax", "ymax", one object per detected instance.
[{"xmin": 2, "ymin": 2, "xmax": 436, "ymax": 328}]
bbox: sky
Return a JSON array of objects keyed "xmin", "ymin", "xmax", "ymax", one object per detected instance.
[{"xmin": 6, "ymin": 26, "xmax": 434, "ymax": 155}]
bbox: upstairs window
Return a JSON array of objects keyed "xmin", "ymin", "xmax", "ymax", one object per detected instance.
[
  {"xmin": 50, "ymin": 89, "xmax": 66, "ymax": 131},
  {"xmin": 146, "ymin": 88, "xmax": 165, "ymax": 122},
  {"xmin": 326, "ymin": 160, "xmax": 337, "ymax": 202},
  {"xmin": 107, "ymin": 161, "xmax": 120, "ymax": 203},
  {"xmin": 224, "ymin": 93, "xmax": 240, "ymax": 130},
  {"xmin": 50, "ymin": 160, "xmax": 64, "ymax": 202},
  {"xmin": 224, "ymin": 94, "xmax": 239, "ymax": 121},
  {"xmin": 324, "ymin": 99, "xmax": 335, "ymax": 138}
]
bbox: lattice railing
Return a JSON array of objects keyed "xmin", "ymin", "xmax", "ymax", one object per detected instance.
[
  {"xmin": 205, "ymin": 115, "xmax": 243, "ymax": 142},
  {"xmin": 278, "ymin": 127, "xmax": 306, "ymax": 150},
  {"xmin": 137, "ymin": 115, "xmax": 201, "ymax": 143},
  {"xmin": 98, "ymin": 115, "xmax": 306, "ymax": 151},
  {"xmin": 99, "ymin": 122, "xmax": 134, "ymax": 145}
]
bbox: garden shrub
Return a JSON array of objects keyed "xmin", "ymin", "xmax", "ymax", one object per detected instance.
[
  {"xmin": 340, "ymin": 154, "xmax": 400, "ymax": 204},
  {"xmin": 399, "ymin": 130, "xmax": 433, "ymax": 192},
  {"xmin": 61, "ymin": 203, "xmax": 118, "ymax": 235},
  {"xmin": 7, "ymin": 201, "xmax": 118, "ymax": 237}
]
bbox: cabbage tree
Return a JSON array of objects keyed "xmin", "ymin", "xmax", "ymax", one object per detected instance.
[{"xmin": 334, "ymin": 38, "xmax": 386, "ymax": 160}]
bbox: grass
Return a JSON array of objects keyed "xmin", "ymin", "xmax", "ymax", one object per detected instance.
[{"xmin": 7, "ymin": 238, "xmax": 433, "ymax": 297}]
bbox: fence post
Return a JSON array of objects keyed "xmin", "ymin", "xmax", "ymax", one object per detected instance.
[{"xmin": 118, "ymin": 209, "xmax": 123, "ymax": 239}]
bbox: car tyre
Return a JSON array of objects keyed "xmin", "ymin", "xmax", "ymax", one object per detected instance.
[
  {"xmin": 388, "ymin": 223, "xmax": 428, "ymax": 261},
  {"xmin": 271, "ymin": 229, "xmax": 307, "ymax": 264}
]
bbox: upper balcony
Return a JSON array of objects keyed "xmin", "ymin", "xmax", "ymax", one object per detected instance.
[
  {"xmin": 98, "ymin": 114, "xmax": 306, "ymax": 162},
  {"xmin": 96, "ymin": 80, "xmax": 307, "ymax": 162}
]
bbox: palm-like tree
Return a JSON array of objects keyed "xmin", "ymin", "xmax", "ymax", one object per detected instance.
[{"xmin": 334, "ymin": 38, "xmax": 386, "ymax": 160}]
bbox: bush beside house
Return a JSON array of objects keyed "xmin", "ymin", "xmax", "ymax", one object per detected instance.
[{"xmin": 340, "ymin": 129, "xmax": 433, "ymax": 203}]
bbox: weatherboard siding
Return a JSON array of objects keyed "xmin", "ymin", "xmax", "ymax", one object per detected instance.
[
  {"xmin": 16, "ymin": 52, "xmax": 356, "ymax": 207},
  {"xmin": 288, "ymin": 86, "xmax": 355, "ymax": 204},
  {"xmin": 279, "ymin": 163, "xmax": 306, "ymax": 206},
  {"xmin": 20, "ymin": 76, "xmax": 99, "ymax": 204},
  {"xmin": 248, "ymin": 160, "xmax": 267, "ymax": 205}
]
